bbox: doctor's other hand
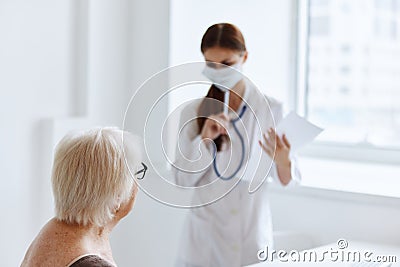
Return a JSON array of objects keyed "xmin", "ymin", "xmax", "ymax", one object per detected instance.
[
  {"xmin": 201, "ymin": 113, "xmax": 229, "ymax": 141},
  {"xmin": 258, "ymin": 128, "xmax": 291, "ymax": 168}
]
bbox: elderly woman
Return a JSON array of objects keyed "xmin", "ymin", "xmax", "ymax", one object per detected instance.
[{"xmin": 21, "ymin": 127, "xmax": 146, "ymax": 267}]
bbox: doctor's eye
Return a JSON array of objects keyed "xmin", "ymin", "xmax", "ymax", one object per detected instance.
[
  {"xmin": 206, "ymin": 61, "xmax": 231, "ymax": 69},
  {"xmin": 220, "ymin": 61, "xmax": 235, "ymax": 67},
  {"xmin": 206, "ymin": 61, "xmax": 218, "ymax": 68}
]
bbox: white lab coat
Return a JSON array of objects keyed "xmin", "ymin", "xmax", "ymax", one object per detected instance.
[{"xmin": 173, "ymin": 80, "xmax": 301, "ymax": 267}]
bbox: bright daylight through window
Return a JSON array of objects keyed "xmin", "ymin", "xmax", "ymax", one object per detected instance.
[{"xmin": 303, "ymin": 0, "xmax": 400, "ymax": 149}]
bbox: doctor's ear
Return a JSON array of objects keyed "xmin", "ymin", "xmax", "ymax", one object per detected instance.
[{"xmin": 242, "ymin": 51, "xmax": 248, "ymax": 64}]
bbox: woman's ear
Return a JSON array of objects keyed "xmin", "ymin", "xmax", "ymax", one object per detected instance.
[
  {"xmin": 115, "ymin": 184, "xmax": 138, "ymax": 219},
  {"xmin": 114, "ymin": 196, "xmax": 121, "ymax": 212}
]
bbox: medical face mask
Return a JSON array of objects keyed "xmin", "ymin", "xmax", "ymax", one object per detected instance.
[{"xmin": 202, "ymin": 62, "xmax": 243, "ymax": 92}]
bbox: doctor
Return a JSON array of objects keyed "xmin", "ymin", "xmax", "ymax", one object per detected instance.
[{"xmin": 173, "ymin": 23, "xmax": 301, "ymax": 267}]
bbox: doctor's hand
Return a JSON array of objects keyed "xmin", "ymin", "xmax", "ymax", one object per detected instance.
[
  {"xmin": 259, "ymin": 127, "xmax": 291, "ymax": 166},
  {"xmin": 259, "ymin": 128, "xmax": 292, "ymax": 185},
  {"xmin": 201, "ymin": 113, "xmax": 229, "ymax": 141}
]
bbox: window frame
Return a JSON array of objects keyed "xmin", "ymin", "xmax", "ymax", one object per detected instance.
[{"xmin": 293, "ymin": 0, "xmax": 400, "ymax": 165}]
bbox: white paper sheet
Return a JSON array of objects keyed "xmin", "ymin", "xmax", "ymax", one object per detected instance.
[{"xmin": 275, "ymin": 111, "xmax": 323, "ymax": 152}]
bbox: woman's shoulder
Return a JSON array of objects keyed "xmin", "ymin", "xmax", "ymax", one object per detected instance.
[
  {"xmin": 246, "ymin": 81, "xmax": 283, "ymax": 109},
  {"xmin": 264, "ymin": 95, "xmax": 283, "ymax": 110},
  {"xmin": 21, "ymin": 219, "xmax": 94, "ymax": 267},
  {"xmin": 248, "ymin": 89, "xmax": 283, "ymax": 114}
]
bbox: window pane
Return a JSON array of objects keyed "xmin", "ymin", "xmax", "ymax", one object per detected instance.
[{"xmin": 306, "ymin": 0, "xmax": 400, "ymax": 148}]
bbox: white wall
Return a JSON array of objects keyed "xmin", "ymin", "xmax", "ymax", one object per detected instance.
[
  {"xmin": 108, "ymin": 0, "xmax": 182, "ymax": 266},
  {"xmin": 270, "ymin": 184, "xmax": 400, "ymax": 248},
  {"xmin": 0, "ymin": 0, "xmax": 74, "ymax": 264},
  {"xmin": 0, "ymin": 0, "xmax": 171, "ymax": 265}
]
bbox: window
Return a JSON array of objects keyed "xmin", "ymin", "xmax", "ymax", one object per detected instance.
[{"xmin": 297, "ymin": 0, "xmax": 400, "ymax": 163}]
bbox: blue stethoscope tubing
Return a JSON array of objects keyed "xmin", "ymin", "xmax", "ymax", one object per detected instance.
[{"xmin": 212, "ymin": 105, "xmax": 247, "ymax": 180}]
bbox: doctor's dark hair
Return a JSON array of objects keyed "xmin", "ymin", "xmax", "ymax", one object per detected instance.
[
  {"xmin": 200, "ymin": 23, "xmax": 247, "ymax": 54},
  {"xmin": 198, "ymin": 23, "xmax": 247, "ymax": 151}
]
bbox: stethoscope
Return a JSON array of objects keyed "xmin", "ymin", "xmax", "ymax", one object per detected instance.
[{"xmin": 212, "ymin": 89, "xmax": 247, "ymax": 180}]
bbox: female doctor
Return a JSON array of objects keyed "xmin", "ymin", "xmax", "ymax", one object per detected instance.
[{"xmin": 173, "ymin": 23, "xmax": 301, "ymax": 267}]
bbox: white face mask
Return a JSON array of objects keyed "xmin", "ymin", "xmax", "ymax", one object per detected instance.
[{"xmin": 202, "ymin": 62, "xmax": 243, "ymax": 92}]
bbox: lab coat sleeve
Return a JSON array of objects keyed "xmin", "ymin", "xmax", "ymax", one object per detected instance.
[
  {"xmin": 172, "ymin": 104, "xmax": 214, "ymax": 187},
  {"xmin": 268, "ymin": 156, "xmax": 301, "ymax": 187},
  {"xmin": 268, "ymin": 100, "xmax": 302, "ymax": 187}
]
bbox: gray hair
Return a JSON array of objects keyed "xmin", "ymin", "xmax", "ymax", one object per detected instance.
[{"xmin": 51, "ymin": 127, "xmax": 141, "ymax": 227}]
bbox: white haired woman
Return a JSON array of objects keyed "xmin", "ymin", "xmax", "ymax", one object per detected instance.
[{"xmin": 21, "ymin": 127, "xmax": 146, "ymax": 267}]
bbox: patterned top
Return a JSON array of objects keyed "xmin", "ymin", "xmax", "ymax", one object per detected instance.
[{"xmin": 68, "ymin": 255, "xmax": 115, "ymax": 267}]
